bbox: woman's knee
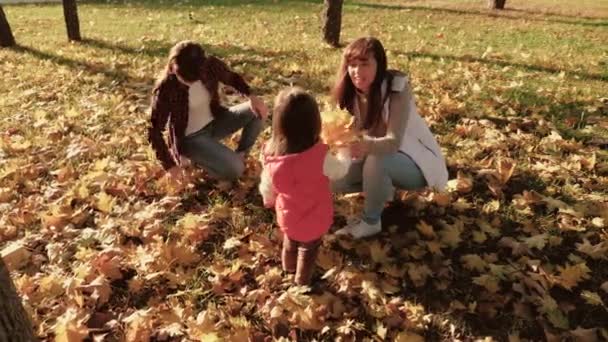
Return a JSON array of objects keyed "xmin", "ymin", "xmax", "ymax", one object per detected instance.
[
  {"xmin": 250, "ymin": 115, "xmax": 264, "ymax": 130},
  {"xmin": 362, "ymin": 155, "xmax": 386, "ymax": 178},
  {"xmin": 216, "ymin": 158, "xmax": 245, "ymax": 181}
]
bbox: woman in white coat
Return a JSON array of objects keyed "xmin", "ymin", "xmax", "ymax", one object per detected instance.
[{"xmin": 331, "ymin": 37, "xmax": 449, "ymax": 239}]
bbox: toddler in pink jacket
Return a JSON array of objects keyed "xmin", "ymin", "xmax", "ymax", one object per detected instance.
[{"xmin": 259, "ymin": 87, "xmax": 350, "ymax": 285}]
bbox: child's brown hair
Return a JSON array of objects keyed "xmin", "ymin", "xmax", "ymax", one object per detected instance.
[{"xmin": 268, "ymin": 87, "xmax": 322, "ymax": 156}]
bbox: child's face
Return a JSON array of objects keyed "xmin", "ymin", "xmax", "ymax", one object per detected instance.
[{"xmin": 347, "ymin": 53, "xmax": 377, "ymax": 93}]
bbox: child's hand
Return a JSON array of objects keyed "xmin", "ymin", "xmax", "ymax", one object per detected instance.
[
  {"xmin": 336, "ymin": 147, "xmax": 351, "ymax": 161},
  {"xmin": 349, "ymin": 142, "xmax": 369, "ymax": 160},
  {"xmin": 249, "ymin": 95, "xmax": 269, "ymax": 119}
]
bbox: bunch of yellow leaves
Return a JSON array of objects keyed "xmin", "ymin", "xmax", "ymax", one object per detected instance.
[{"xmin": 321, "ymin": 107, "xmax": 359, "ymax": 148}]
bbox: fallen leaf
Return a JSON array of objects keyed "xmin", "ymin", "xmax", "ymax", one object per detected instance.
[
  {"xmin": 558, "ymin": 263, "xmax": 591, "ymax": 290},
  {"xmin": 54, "ymin": 308, "xmax": 89, "ymax": 342}
]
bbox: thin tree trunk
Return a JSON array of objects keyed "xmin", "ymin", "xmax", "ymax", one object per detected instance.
[
  {"xmin": 0, "ymin": 5, "xmax": 16, "ymax": 47},
  {"xmin": 62, "ymin": 0, "xmax": 81, "ymax": 41},
  {"xmin": 488, "ymin": 0, "xmax": 507, "ymax": 10},
  {"xmin": 0, "ymin": 257, "xmax": 37, "ymax": 341},
  {"xmin": 322, "ymin": 0, "xmax": 343, "ymax": 47}
]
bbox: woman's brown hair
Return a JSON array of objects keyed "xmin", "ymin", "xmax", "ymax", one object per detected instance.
[
  {"xmin": 153, "ymin": 40, "xmax": 206, "ymax": 92},
  {"xmin": 268, "ymin": 87, "xmax": 322, "ymax": 156},
  {"xmin": 330, "ymin": 37, "xmax": 393, "ymax": 130}
]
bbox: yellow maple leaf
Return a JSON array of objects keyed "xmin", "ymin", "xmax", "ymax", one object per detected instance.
[
  {"xmin": 316, "ymin": 245, "xmax": 343, "ymax": 270},
  {"xmin": 536, "ymin": 294, "xmax": 569, "ymax": 329},
  {"xmin": 473, "ymin": 274, "xmax": 501, "ymax": 294},
  {"xmin": 581, "ymin": 290, "xmax": 605, "ymax": 306},
  {"xmin": 461, "ymin": 254, "xmax": 487, "ymax": 272},
  {"xmin": 297, "ymin": 305, "xmax": 325, "ymax": 331},
  {"xmin": 576, "ymin": 239, "xmax": 608, "ymax": 259},
  {"xmin": 416, "ymin": 220, "xmax": 436, "ymax": 238},
  {"xmin": 124, "ymin": 309, "xmax": 153, "ymax": 342},
  {"xmin": 369, "ymin": 240, "xmax": 392, "ymax": 264},
  {"xmin": 426, "ymin": 240, "xmax": 444, "ymax": 256},
  {"xmin": 477, "ymin": 219, "xmax": 500, "ymax": 238},
  {"xmin": 439, "ymin": 223, "xmax": 462, "ymax": 249},
  {"xmin": 380, "ymin": 277, "xmax": 402, "ymax": 294},
  {"xmin": 395, "ymin": 331, "xmax": 425, "ymax": 342},
  {"xmin": 446, "ymin": 170, "xmax": 473, "ymax": 194},
  {"xmin": 558, "ymin": 263, "xmax": 591, "ymax": 290},
  {"xmin": 54, "ymin": 307, "xmax": 89, "ymax": 342},
  {"xmin": 0, "ymin": 187, "xmax": 13, "ymax": 203},
  {"xmin": 522, "ymin": 233, "xmax": 549, "ymax": 250},
  {"xmin": 96, "ymin": 192, "xmax": 115, "ymax": 213},
  {"xmin": 361, "ymin": 280, "xmax": 384, "ymax": 303},
  {"xmin": 93, "ymin": 249, "xmax": 123, "ymax": 280},
  {"xmin": 407, "ymin": 263, "xmax": 433, "ymax": 287},
  {"xmin": 40, "ymin": 205, "xmax": 72, "ymax": 231},
  {"xmin": 321, "ymin": 107, "xmax": 358, "ymax": 147},
  {"xmin": 77, "ymin": 275, "xmax": 111, "ymax": 306},
  {"xmin": 472, "ymin": 230, "xmax": 488, "ymax": 243},
  {"xmin": 170, "ymin": 242, "xmax": 201, "ymax": 266}
]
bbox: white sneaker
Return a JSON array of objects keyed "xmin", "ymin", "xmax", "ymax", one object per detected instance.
[{"xmin": 335, "ymin": 220, "xmax": 382, "ymax": 239}]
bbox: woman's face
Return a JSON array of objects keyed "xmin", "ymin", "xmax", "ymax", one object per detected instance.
[
  {"xmin": 347, "ymin": 53, "xmax": 377, "ymax": 93},
  {"xmin": 172, "ymin": 63, "xmax": 192, "ymax": 86}
]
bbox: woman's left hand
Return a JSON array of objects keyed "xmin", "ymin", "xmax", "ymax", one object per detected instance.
[{"xmin": 249, "ymin": 95, "xmax": 269, "ymax": 119}]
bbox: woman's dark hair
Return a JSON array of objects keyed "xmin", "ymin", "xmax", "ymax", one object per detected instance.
[
  {"xmin": 330, "ymin": 37, "xmax": 392, "ymax": 130},
  {"xmin": 154, "ymin": 40, "xmax": 206, "ymax": 92},
  {"xmin": 268, "ymin": 87, "xmax": 322, "ymax": 156}
]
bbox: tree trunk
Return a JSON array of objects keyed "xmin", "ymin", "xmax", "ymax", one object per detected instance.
[
  {"xmin": 487, "ymin": 0, "xmax": 507, "ymax": 10},
  {"xmin": 62, "ymin": 0, "xmax": 81, "ymax": 41},
  {"xmin": 0, "ymin": 5, "xmax": 16, "ymax": 47},
  {"xmin": 0, "ymin": 257, "xmax": 37, "ymax": 341},
  {"xmin": 322, "ymin": 0, "xmax": 343, "ymax": 47}
]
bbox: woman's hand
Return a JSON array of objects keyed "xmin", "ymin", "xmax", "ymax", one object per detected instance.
[
  {"xmin": 249, "ymin": 95, "xmax": 269, "ymax": 119},
  {"xmin": 349, "ymin": 141, "xmax": 369, "ymax": 160}
]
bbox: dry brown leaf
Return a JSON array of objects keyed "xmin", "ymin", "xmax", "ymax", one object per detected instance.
[
  {"xmin": 124, "ymin": 309, "xmax": 154, "ymax": 342},
  {"xmin": 497, "ymin": 158, "xmax": 516, "ymax": 185},
  {"xmin": 395, "ymin": 331, "xmax": 425, "ymax": 342},
  {"xmin": 461, "ymin": 254, "xmax": 487, "ymax": 272},
  {"xmin": 93, "ymin": 249, "xmax": 123, "ymax": 280},
  {"xmin": 570, "ymin": 326, "xmax": 598, "ymax": 342},
  {"xmin": 558, "ymin": 263, "xmax": 591, "ymax": 290},
  {"xmin": 446, "ymin": 171, "xmax": 473, "ymax": 194},
  {"xmin": 473, "ymin": 274, "xmax": 501, "ymax": 294},
  {"xmin": 369, "ymin": 240, "xmax": 392, "ymax": 264},
  {"xmin": 54, "ymin": 308, "xmax": 89, "ymax": 342},
  {"xmin": 1, "ymin": 242, "xmax": 30, "ymax": 271},
  {"xmin": 416, "ymin": 220, "xmax": 436, "ymax": 239}
]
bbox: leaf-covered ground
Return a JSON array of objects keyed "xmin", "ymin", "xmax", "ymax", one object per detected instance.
[{"xmin": 1, "ymin": 0, "xmax": 607, "ymax": 340}]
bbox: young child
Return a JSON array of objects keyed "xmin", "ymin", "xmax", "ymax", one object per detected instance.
[{"xmin": 259, "ymin": 87, "xmax": 351, "ymax": 286}]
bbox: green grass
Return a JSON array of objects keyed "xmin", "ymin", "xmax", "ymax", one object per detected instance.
[{"xmin": 1, "ymin": 0, "xmax": 608, "ymax": 340}]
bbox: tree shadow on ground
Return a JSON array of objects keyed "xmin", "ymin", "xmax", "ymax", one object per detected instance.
[
  {"xmin": 87, "ymin": 0, "xmax": 321, "ymax": 9},
  {"xmin": 10, "ymin": 44, "xmax": 136, "ymax": 82},
  {"xmin": 81, "ymin": 37, "xmax": 331, "ymax": 94},
  {"xmin": 350, "ymin": 2, "xmax": 608, "ymax": 28},
  {"xmin": 397, "ymin": 50, "xmax": 607, "ymax": 83}
]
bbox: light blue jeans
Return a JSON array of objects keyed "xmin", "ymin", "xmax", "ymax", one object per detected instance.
[
  {"xmin": 331, "ymin": 152, "xmax": 427, "ymax": 224},
  {"xmin": 182, "ymin": 102, "xmax": 263, "ymax": 181}
]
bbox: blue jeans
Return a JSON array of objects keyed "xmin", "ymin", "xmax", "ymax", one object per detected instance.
[
  {"xmin": 182, "ymin": 102, "xmax": 263, "ymax": 181},
  {"xmin": 331, "ymin": 152, "xmax": 427, "ymax": 224}
]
